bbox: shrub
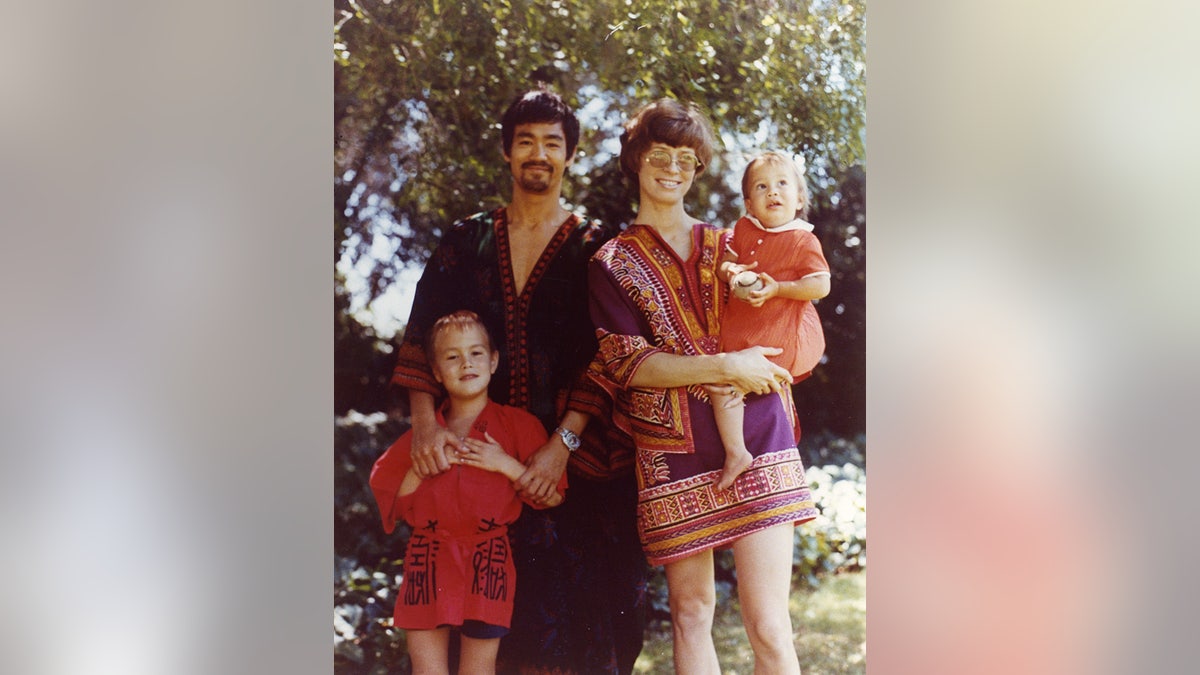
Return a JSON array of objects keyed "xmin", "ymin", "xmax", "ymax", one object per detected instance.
[
  {"xmin": 794, "ymin": 460, "xmax": 867, "ymax": 588},
  {"xmin": 334, "ymin": 412, "xmax": 409, "ymax": 674}
]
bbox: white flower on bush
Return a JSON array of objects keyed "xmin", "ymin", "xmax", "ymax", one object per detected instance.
[
  {"xmin": 336, "ymin": 410, "xmax": 388, "ymax": 429},
  {"xmin": 797, "ymin": 462, "xmax": 866, "ymax": 576},
  {"xmin": 334, "ymin": 604, "xmax": 362, "ymax": 642}
]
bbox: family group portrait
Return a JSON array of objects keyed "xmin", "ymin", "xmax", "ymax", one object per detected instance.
[{"xmin": 334, "ymin": 1, "xmax": 865, "ymax": 673}]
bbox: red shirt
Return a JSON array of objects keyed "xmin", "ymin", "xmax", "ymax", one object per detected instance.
[{"xmin": 369, "ymin": 401, "xmax": 563, "ymax": 629}]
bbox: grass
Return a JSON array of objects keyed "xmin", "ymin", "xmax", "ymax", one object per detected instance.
[{"xmin": 633, "ymin": 571, "xmax": 865, "ymax": 674}]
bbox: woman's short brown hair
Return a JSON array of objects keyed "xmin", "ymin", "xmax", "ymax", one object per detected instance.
[{"xmin": 618, "ymin": 98, "xmax": 716, "ymax": 180}]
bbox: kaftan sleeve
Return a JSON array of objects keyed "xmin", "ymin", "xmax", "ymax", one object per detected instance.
[
  {"xmin": 562, "ymin": 368, "xmax": 609, "ymax": 419},
  {"xmin": 586, "ymin": 256, "xmax": 668, "ymax": 396},
  {"xmin": 390, "ymin": 233, "xmax": 469, "ymax": 397},
  {"xmin": 368, "ymin": 433, "xmax": 417, "ymax": 534},
  {"xmin": 558, "ymin": 221, "xmax": 616, "ymax": 421}
]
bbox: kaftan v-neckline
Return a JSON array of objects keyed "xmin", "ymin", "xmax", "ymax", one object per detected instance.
[
  {"xmin": 635, "ymin": 221, "xmax": 698, "ymax": 264},
  {"xmin": 493, "ymin": 208, "xmax": 579, "ymax": 408},
  {"xmin": 629, "ymin": 222, "xmax": 712, "ymax": 333},
  {"xmin": 501, "ymin": 210, "xmax": 576, "ymax": 298}
]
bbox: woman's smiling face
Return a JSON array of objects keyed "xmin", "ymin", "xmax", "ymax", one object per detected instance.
[{"xmin": 638, "ymin": 142, "xmax": 700, "ymax": 204}]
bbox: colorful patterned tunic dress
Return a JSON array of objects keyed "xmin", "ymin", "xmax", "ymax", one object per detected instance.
[{"xmin": 588, "ymin": 223, "xmax": 819, "ymax": 566}]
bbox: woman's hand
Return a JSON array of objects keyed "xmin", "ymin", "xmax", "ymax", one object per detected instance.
[
  {"xmin": 409, "ymin": 422, "xmax": 461, "ymax": 478},
  {"xmin": 722, "ymin": 346, "xmax": 792, "ymax": 395}
]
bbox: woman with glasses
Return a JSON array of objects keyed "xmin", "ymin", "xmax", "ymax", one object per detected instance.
[{"xmin": 587, "ymin": 98, "xmax": 816, "ymax": 674}]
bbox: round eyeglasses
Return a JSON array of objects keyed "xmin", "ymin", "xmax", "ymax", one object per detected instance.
[{"xmin": 644, "ymin": 149, "xmax": 703, "ymax": 173}]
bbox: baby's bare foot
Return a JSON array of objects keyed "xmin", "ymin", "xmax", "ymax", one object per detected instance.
[{"xmin": 716, "ymin": 450, "xmax": 754, "ymax": 491}]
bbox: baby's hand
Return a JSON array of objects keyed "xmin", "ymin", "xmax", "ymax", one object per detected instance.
[
  {"xmin": 724, "ymin": 261, "xmax": 758, "ymax": 288},
  {"xmin": 702, "ymin": 383, "xmax": 745, "ymax": 408},
  {"xmin": 744, "ymin": 272, "xmax": 779, "ymax": 307}
]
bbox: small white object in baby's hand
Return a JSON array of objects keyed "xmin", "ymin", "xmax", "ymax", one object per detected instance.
[{"xmin": 731, "ymin": 271, "xmax": 763, "ymax": 300}]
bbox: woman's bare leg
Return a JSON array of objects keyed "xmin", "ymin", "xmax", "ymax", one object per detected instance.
[
  {"xmin": 664, "ymin": 550, "xmax": 721, "ymax": 674},
  {"xmin": 732, "ymin": 524, "xmax": 802, "ymax": 674}
]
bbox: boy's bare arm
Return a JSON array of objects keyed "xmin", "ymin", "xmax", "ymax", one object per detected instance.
[
  {"xmin": 515, "ymin": 409, "xmax": 586, "ymax": 504},
  {"xmin": 461, "ymin": 433, "xmax": 565, "ymax": 508},
  {"xmin": 718, "ymin": 251, "xmax": 756, "ymax": 286},
  {"xmin": 774, "ymin": 273, "xmax": 831, "ymax": 301},
  {"xmin": 397, "ymin": 468, "xmax": 423, "ymax": 498},
  {"xmin": 387, "ymin": 468, "xmax": 423, "ymax": 529}
]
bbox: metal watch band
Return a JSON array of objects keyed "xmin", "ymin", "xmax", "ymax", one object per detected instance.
[{"xmin": 555, "ymin": 426, "xmax": 581, "ymax": 452}]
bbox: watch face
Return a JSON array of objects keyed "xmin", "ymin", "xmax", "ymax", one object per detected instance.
[{"xmin": 558, "ymin": 428, "xmax": 580, "ymax": 450}]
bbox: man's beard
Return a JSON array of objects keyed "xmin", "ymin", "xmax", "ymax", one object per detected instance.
[{"xmin": 517, "ymin": 163, "xmax": 554, "ymax": 193}]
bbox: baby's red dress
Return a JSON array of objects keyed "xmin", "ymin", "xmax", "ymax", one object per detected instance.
[{"xmin": 721, "ymin": 215, "xmax": 831, "ymax": 382}]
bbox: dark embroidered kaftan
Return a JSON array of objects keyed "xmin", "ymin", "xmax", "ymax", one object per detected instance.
[{"xmin": 389, "ymin": 208, "xmax": 647, "ymax": 674}]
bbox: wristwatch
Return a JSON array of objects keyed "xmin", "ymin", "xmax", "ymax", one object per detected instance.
[{"xmin": 555, "ymin": 426, "xmax": 582, "ymax": 452}]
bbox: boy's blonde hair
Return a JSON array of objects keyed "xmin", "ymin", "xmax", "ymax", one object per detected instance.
[
  {"xmin": 741, "ymin": 151, "xmax": 811, "ymax": 219},
  {"xmin": 424, "ymin": 310, "xmax": 495, "ymax": 361}
]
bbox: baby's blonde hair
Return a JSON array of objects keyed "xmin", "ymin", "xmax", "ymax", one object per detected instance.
[{"xmin": 740, "ymin": 151, "xmax": 811, "ymax": 219}]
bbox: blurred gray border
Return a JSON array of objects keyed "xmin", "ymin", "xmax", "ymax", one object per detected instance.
[{"xmin": 6, "ymin": 1, "xmax": 1197, "ymax": 673}]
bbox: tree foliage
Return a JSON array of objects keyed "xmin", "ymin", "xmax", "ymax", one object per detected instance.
[{"xmin": 334, "ymin": 0, "xmax": 866, "ymax": 434}]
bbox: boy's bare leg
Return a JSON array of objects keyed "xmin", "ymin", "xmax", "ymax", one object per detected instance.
[
  {"xmin": 712, "ymin": 389, "xmax": 754, "ymax": 491},
  {"xmin": 406, "ymin": 628, "xmax": 451, "ymax": 675},
  {"xmin": 459, "ymin": 635, "xmax": 501, "ymax": 675}
]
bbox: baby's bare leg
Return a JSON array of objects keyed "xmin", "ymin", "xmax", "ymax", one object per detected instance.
[{"xmin": 711, "ymin": 389, "xmax": 753, "ymax": 491}]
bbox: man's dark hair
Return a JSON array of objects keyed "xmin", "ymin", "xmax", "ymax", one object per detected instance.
[{"xmin": 501, "ymin": 87, "xmax": 580, "ymax": 157}]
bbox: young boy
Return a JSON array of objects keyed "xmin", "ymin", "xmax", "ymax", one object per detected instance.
[
  {"xmin": 712, "ymin": 152, "xmax": 832, "ymax": 491},
  {"xmin": 370, "ymin": 310, "xmax": 566, "ymax": 674}
]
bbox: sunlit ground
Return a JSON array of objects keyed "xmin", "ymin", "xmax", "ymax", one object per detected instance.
[{"xmin": 634, "ymin": 571, "xmax": 866, "ymax": 675}]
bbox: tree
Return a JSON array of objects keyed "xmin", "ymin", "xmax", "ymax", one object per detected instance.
[
  {"xmin": 797, "ymin": 164, "xmax": 865, "ymax": 436},
  {"xmin": 334, "ymin": 0, "xmax": 866, "ymax": 434}
]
